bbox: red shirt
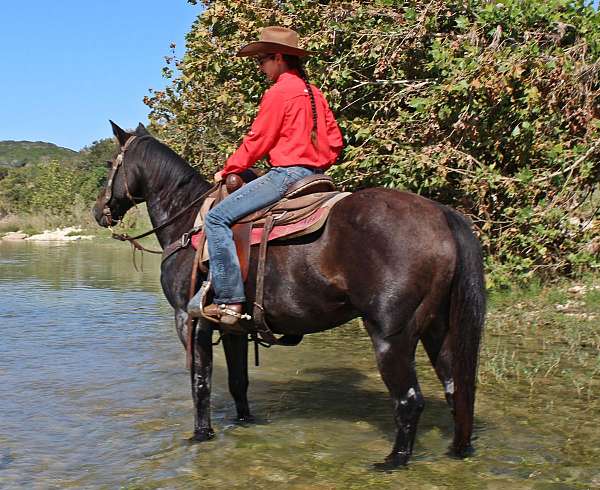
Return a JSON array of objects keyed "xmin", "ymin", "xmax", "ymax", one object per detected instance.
[{"xmin": 222, "ymin": 70, "xmax": 343, "ymax": 176}]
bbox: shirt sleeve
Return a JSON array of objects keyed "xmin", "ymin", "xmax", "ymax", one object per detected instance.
[{"xmin": 222, "ymin": 88, "xmax": 285, "ymax": 176}]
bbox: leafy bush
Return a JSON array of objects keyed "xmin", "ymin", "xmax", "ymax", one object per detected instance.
[
  {"xmin": 0, "ymin": 138, "xmax": 116, "ymax": 218},
  {"xmin": 1, "ymin": 161, "xmax": 87, "ymax": 215},
  {"xmin": 145, "ymin": 0, "xmax": 599, "ymax": 286}
]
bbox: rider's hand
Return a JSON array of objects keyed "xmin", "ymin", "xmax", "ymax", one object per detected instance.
[{"xmin": 214, "ymin": 171, "xmax": 223, "ymax": 183}]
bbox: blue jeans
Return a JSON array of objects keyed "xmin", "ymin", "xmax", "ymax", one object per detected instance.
[{"xmin": 204, "ymin": 166, "xmax": 319, "ymax": 304}]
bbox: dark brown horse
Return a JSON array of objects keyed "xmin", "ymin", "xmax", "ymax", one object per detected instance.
[{"xmin": 93, "ymin": 121, "xmax": 486, "ymax": 468}]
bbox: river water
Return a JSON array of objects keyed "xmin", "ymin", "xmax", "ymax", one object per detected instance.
[{"xmin": 0, "ymin": 241, "xmax": 598, "ymax": 489}]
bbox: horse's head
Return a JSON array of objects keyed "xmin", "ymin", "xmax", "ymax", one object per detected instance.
[{"xmin": 93, "ymin": 121, "xmax": 151, "ymax": 227}]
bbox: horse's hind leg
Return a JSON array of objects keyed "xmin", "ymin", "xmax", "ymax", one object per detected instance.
[
  {"xmin": 421, "ymin": 318, "xmax": 455, "ymax": 411},
  {"xmin": 365, "ymin": 322, "xmax": 424, "ymax": 468},
  {"xmin": 222, "ymin": 334, "xmax": 253, "ymax": 422}
]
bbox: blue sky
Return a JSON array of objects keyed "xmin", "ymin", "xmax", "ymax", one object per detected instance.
[
  {"xmin": 1, "ymin": 2, "xmax": 597, "ymax": 151},
  {"xmin": 0, "ymin": 2, "xmax": 201, "ymax": 150}
]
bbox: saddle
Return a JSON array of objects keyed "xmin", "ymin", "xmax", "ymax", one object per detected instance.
[
  {"xmin": 190, "ymin": 172, "xmax": 349, "ymax": 280},
  {"xmin": 175, "ymin": 169, "xmax": 350, "ymax": 346}
]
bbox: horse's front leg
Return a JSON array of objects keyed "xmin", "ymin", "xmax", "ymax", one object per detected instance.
[
  {"xmin": 174, "ymin": 309, "xmax": 188, "ymax": 346},
  {"xmin": 222, "ymin": 333, "xmax": 253, "ymax": 422},
  {"xmin": 191, "ymin": 324, "xmax": 215, "ymax": 441}
]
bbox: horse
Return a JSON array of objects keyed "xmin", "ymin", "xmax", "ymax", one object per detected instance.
[{"xmin": 93, "ymin": 121, "xmax": 486, "ymax": 468}]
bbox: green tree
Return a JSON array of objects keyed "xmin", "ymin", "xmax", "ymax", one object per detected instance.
[
  {"xmin": 77, "ymin": 138, "xmax": 119, "ymax": 201},
  {"xmin": 145, "ymin": 0, "xmax": 599, "ymax": 285},
  {"xmin": 0, "ymin": 138, "xmax": 118, "ymax": 216},
  {"xmin": 0, "ymin": 161, "xmax": 79, "ymax": 214}
]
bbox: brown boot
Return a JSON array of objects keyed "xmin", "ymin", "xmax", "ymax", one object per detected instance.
[{"xmin": 203, "ymin": 303, "xmax": 249, "ymax": 333}]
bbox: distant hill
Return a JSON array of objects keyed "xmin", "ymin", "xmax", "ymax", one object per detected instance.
[{"xmin": 0, "ymin": 141, "xmax": 80, "ymax": 168}]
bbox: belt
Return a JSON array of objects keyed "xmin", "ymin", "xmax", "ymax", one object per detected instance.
[
  {"xmin": 297, "ymin": 165, "xmax": 324, "ymax": 174},
  {"xmin": 270, "ymin": 165, "xmax": 325, "ymax": 174}
]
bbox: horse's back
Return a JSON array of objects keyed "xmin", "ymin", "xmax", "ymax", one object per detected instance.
[
  {"xmin": 322, "ymin": 188, "xmax": 457, "ymax": 282},
  {"xmin": 330, "ymin": 187, "xmax": 454, "ymax": 238}
]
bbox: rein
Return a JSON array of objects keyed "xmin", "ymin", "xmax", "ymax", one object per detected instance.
[{"xmin": 110, "ymin": 183, "xmax": 218, "ymax": 252}]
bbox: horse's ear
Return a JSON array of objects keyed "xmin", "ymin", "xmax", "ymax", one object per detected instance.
[
  {"xmin": 109, "ymin": 120, "xmax": 131, "ymax": 147},
  {"xmin": 135, "ymin": 123, "xmax": 150, "ymax": 136}
]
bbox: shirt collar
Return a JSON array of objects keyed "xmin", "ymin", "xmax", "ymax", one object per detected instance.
[{"xmin": 276, "ymin": 69, "xmax": 301, "ymax": 84}]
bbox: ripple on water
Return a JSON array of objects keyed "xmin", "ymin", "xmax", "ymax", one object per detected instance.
[{"xmin": 0, "ymin": 241, "xmax": 598, "ymax": 489}]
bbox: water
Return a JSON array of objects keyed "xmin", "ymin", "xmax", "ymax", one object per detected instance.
[{"xmin": 0, "ymin": 241, "xmax": 598, "ymax": 489}]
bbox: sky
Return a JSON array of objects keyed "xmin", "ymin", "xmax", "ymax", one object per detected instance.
[
  {"xmin": 1, "ymin": 2, "xmax": 597, "ymax": 151},
  {"xmin": 0, "ymin": 2, "xmax": 201, "ymax": 151}
]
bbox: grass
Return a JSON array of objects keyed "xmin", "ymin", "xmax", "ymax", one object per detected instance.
[{"xmin": 480, "ymin": 273, "xmax": 600, "ymax": 401}]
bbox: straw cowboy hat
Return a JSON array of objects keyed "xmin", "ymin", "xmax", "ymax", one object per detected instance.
[{"xmin": 236, "ymin": 26, "xmax": 313, "ymax": 57}]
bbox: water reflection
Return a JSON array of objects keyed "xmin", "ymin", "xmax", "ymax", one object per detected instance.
[
  {"xmin": 0, "ymin": 240, "xmax": 163, "ymax": 292},
  {"xmin": 1, "ymin": 241, "xmax": 598, "ymax": 489}
]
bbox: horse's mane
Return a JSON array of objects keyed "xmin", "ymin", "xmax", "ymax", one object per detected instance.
[{"xmin": 130, "ymin": 135, "xmax": 211, "ymax": 199}]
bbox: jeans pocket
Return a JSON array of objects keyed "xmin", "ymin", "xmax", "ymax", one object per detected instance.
[{"xmin": 282, "ymin": 166, "xmax": 313, "ymax": 191}]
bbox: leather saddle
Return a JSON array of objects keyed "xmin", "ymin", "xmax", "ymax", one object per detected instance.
[
  {"xmin": 225, "ymin": 170, "xmax": 338, "ymax": 225},
  {"xmin": 190, "ymin": 170, "xmax": 350, "ymax": 281}
]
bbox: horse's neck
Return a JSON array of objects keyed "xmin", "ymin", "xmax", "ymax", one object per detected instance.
[{"xmin": 143, "ymin": 160, "xmax": 210, "ymax": 249}]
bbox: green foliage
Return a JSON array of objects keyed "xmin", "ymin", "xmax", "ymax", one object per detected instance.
[
  {"xmin": 0, "ymin": 138, "xmax": 117, "ymax": 217},
  {"xmin": 78, "ymin": 138, "xmax": 118, "ymax": 168},
  {"xmin": 145, "ymin": 0, "xmax": 599, "ymax": 286},
  {"xmin": 0, "ymin": 141, "xmax": 79, "ymax": 168},
  {"xmin": 0, "ymin": 161, "xmax": 88, "ymax": 214}
]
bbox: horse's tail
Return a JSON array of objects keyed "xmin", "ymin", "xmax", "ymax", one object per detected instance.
[{"xmin": 441, "ymin": 206, "xmax": 486, "ymax": 456}]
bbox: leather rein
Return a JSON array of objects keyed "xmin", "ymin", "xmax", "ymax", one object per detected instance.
[{"xmin": 102, "ymin": 134, "xmax": 218, "ymax": 260}]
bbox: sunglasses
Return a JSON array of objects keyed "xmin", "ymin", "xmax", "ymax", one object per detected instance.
[{"xmin": 257, "ymin": 54, "xmax": 275, "ymax": 66}]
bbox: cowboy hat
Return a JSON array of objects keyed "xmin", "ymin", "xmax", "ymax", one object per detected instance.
[{"xmin": 236, "ymin": 26, "xmax": 313, "ymax": 57}]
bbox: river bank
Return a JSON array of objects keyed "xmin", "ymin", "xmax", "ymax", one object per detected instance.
[
  {"xmin": 0, "ymin": 203, "xmax": 153, "ymax": 242},
  {"xmin": 1, "ymin": 226, "xmax": 94, "ymax": 242}
]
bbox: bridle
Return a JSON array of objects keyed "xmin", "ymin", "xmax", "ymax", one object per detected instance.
[
  {"xmin": 101, "ymin": 134, "xmax": 140, "ymax": 226},
  {"xmin": 100, "ymin": 133, "xmax": 219, "ymax": 259}
]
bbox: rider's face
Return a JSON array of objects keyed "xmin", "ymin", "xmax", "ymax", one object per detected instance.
[{"xmin": 257, "ymin": 53, "xmax": 285, "ymax": 82}]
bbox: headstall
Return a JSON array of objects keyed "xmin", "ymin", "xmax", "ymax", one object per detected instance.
[{"xmin": 101, "ymin": 135, "xmax": 139, "ymax": 226}]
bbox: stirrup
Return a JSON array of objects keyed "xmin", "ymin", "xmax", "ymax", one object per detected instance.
[
  {"xmin": 219, "ymin": 305, "xmax": 251, "ymax": 320},
  {"xmin": 187, "ymin": 280, "xmax": 219, "ymax": 323}
]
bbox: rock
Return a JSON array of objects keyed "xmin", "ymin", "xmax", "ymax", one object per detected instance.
[
  {"xmin": 2, "ymin": 231, "xmax": 29, "ymax": 241},
  {"xmin": 567, "ymin": 285, "xmax": 587, "ymax": 295},
  {"xmin": 26, "ymin": 227, "xmax": 94, "ymax": 242},
  {"xmin": 555, "ymin": 300, "xmax": 584, "ymax": 312}
]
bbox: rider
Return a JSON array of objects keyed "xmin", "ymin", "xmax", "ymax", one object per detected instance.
[{"xmin": 189, "ymin": 26, "xmax": 343, "ymax": 328}]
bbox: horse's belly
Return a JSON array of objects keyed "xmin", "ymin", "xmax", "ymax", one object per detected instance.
[{"xmin": 266, "ymin": 305, "xmax": 359, "ymax": 335}]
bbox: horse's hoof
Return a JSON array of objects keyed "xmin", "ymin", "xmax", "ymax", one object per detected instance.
[
  {"xmin": 189, "ymin": 428, "xmax": 215, "ymax": 443},
  {"xmin": 372, "ymin": 452, "xmax": 410, "ymax": 471},
  {"xmin": 236, "ymin": 413, "xmax": 255, "ymax": 424},
  {"xmin": 449, "ymin": 443, "xmax": 475, "ymax": 459}
]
